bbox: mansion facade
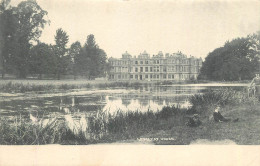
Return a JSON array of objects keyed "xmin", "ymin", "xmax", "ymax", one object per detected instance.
[{"xmin": 108, "ymin": 51, "xmax": 203, "ymax": 81}]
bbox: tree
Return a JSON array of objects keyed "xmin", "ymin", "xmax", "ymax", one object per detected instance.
[
  {"xmin": 77, "ymin": 34, "xmax": 108, "ymax": 79},
  {"xmin": 68, "ymin": 41, "xmax": 81, "ymax": 79},
  {"xmin": 9, "ymin": 0, "xmax": 49, "ymax": 78},
  {"xmin": 199, "ymin": 36, "xmax": 258, "ymax": 81},
  {"xmin": 247, "ymin": 31, "xmax": 260, "ymax": 72},
  {"xmin": 0, "ymin": 0, "xmax": 16, "ymax": 78},
  {"xmin": 53, "ymin": 28, "xmax": 69, "ymax": 80},
  {"xmin": 29, "ymin": 43, "xmax": 56, "ymax": 79}
]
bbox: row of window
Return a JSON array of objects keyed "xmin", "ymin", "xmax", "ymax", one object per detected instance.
[
  {"xmin": 109, "ymin": 74, "xmax": 195, "ymax": 80},
  {"xmin": 110, "ymin": 59, "xmax": 201, "ymax": 65},
  {"xmin": 111, "ymin": 66, "xmax": 198, "ymax": 72}
]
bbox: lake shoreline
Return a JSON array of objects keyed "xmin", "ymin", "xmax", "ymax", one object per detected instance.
[
  {"xmin": 0, "ymin": 79, "xmax": 250, "ymax": 93},
  {"xmin": 1, "ymin": 88, "xmax": 260, "ymax": 145}
]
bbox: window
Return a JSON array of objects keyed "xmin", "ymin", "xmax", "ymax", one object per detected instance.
[
  {"xmin": 130, "ymin": 75, "xmax": 133, "ymax": 79},
  {"xmin": 150, "ymin": 67, "xmax": 153, "ymax": 72},
  {"xmin": 157, "ymin": 75, "xmax": 159, "ymax": 79},
  {"xmin": 154, "ymin": 66, "xmax": 159, "ymax": 72},
  {"xmin": 140, "ymin": 67, "xmax": 143, "ymax": 72},
  {"xmin": 145, "ymin": 75, "xmax": 148, "ymax": 78},
  {"xmin": 145, "ymin": 61, "xmax": 149, "ymax": 64},
  {"xmin": 163, "ymin": 74, "xmax": 166, "ymax": 79},
  {"xmin": 172, "ymin": 75, "xmax": 174, "ymax": 79},
  {"xmin": 163, "ymin": 67, "xmax": 166, "ymax": 72},
  {"xmin": 145, "ymin": 67, "xmax": 148, "ymax": 72},
  {"xmin": 135, "ymin": 61, "xmax": 138, "ymax": 64},
  {"xmin": 135, "ymin": 68, "xmax": 138, "ymax": 72},
  {"xmin": 168, "ymin": 75, "xmax": 171, "ymax": 79},
  {"xmin": 135, "ymin": 75, "xmax": 138, "ymax": 79},
  {"xmin": 118, "ymin": 75, "xmax": 121, "ymax": 79},
  {"xmin": 150, "ymin": 74, "xmax": 153, "ymax": 78},
  {"xmin": 140, "ymin": 61, "xmax": 143, "ymax": 64}
]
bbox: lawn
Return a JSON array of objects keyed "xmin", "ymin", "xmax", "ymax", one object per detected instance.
[{"xmin": 138, "ymin": 103, "xmax": 260, "ymax": 145}]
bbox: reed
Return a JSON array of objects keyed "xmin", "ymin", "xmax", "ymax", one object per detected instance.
[
  {"xmin": 188, "ymin": 88, "xmax": 251, "ymax": 116},
  {"xmin": 0, "ymin": 106, "xmax": 187, "ymax": 145}
]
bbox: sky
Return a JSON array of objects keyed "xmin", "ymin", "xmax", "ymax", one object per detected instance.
[{"xmin": 11, "ymin": 0, "xmax": 260, "ymax": 59}]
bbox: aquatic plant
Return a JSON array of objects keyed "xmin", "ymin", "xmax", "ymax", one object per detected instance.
[{"xmin": 0, "ymin": 105, "xmax": 188, "ymax": 145}]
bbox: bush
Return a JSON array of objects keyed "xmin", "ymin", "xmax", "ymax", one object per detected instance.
[{"xmin": 188, "ymin": 88, "xmax": 247, "ymax": 116}]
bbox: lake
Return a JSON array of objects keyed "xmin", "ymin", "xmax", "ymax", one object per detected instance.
[{"xmin": 0, "ymin": 83, "xmax": 247, "ymax": 120}]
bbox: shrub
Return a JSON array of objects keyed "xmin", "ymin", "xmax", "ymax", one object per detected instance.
[{"xmin": 188, "ymin": 88, "xmax": 247, "ymax": 116}]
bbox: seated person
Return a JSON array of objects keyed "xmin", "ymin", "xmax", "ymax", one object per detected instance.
[
  {"xmin": 213, "ymin": 106, "xmax": 231, "ymax": 122},
  {"xmin": 186, "ymin": 114, "xmax": 201, "ymax": 127}
]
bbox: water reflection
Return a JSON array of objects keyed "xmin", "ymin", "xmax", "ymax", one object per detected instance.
[{"xmin": 0, "ymin": 85, "xmax": 244, "ymax": 119}]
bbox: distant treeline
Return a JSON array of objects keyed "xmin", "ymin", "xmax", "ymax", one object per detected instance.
[
  {"xmin": 198, "ymin": 31, "xmax": 260, "ymax": 81},
  {"xmin": 0, "ymin": 0, "xmax": 109, "ymax": 79}
]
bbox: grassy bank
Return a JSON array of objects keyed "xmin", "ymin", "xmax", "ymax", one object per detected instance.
[
  {"xmin": 0, "ymin": 79, "xmax": 249, "ymax": 93},
  {"xmin": 0, "ymin": 106, "xmax": 187, "ymax": 145},
  {"xmin": 140, "ymin": 88, "xmax": 260, "ymax": 145},
  {"xmin": 0, "ymin": 80, "xmax": 149, "ymax": 93},
  {"xmin": 1, "ymin": 88, "xmax": 259, "ymax": 145}
]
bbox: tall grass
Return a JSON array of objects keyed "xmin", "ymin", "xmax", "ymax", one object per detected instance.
[
  {"xmin": 0, "ymin": 106, "xmax": 187, "ymax": 145},
  {"xmin": 0, "ymin": 80, "xmax": 209, "ymax": 93},
  {"xmin": 0, "ymin": 81, "xmax": 93, "ymax": 93},
  {"xmin": 188, "ymin": 88, "xmax": 252, "ymax": 116},
  {"xmin": 0, "ymin": 81, "xmax": 150, "ymax": 93}
]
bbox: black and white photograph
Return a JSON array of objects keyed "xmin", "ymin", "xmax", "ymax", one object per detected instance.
[{"xmin": 0, "ymin": 0, "xmax": 260, "ymax": 165}]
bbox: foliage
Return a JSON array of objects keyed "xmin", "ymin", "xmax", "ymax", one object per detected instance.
[
  {"xmin": 0, "ymin": 105, "xmax": 188, "ymax": 145},
  {"xmin": 53, "ymin": 28, "xmax": 69, "ymax": 79},
  {"xmin": 198, "ymin": 34, "xmax": 260, "ymax": 81},
  {"xmin": 0, "ymin": 0, "xmax": 17, "ymax": 78},
  {"xmin": 29, "ymin": 43, "xmax": 56, "ymax": 78},
  {"xmin": 0, "ymin": 1, "xmax": 110, "ymax": 80},
  {"xmin": 75, "ymin": 34, "xmax": 108, "ymax": 79},
  {"xmin": 7, "ymin": 0, "xmax": 48, "ymax": 78},
  {"xmin": 188, "ymin": 88, "xmax": 248, "ymax": 116},
  {"xmin": 68, "ymin": 41, "xmax": 82, "ymax": 79}
]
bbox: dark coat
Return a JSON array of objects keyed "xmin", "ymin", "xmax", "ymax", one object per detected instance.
[{"xmin": 213, "ymin": 112, "xmax": 230, "ymax": 122}]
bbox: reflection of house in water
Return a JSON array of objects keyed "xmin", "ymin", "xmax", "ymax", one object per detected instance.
[{"xmin": 55, "ymin": 86, "xmax": 205, "ymax": 114}]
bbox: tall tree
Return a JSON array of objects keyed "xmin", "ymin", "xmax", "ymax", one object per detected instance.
[
  {"xmin": 247, "ymin": 31, "xmax": 260, "ymax": 72},
  {"xmin": 54, "ymin": 28, "xmax": 69, "ymax": 80},
  {"xmin": 29, "ymin": 43, "xmax": 56, "ymax": 79},
  {"xmin": 0, "ymin": 0, "xmax": 15, "ymax": 78},
  {"xmin": 68, "ymin": 41, "xmax": 81, "ymax": 79},
  {"xmin": 199, "ymin": 37, "xmax": 258, "ymax": 81},
  {"xmin": 79, "ymin": 34, "xmax": 108, "ymax": 79},
  {"xmin": 10, "ymin": 0, "xmax": 48, "ymax": 78}
]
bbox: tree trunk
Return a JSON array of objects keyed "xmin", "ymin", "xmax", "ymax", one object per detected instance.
[
  {"xmin": 57, "ymin": 72, "xmax": 60, "ymax": 80},
  {"xmin": 1, "ymin": 63, "xmax": 5, "ymax": 79},
  {"xmin": 18, "ymin": 70, "xmax": 27, "ymax": 79},
  {"xmin": 38, "ymin": 73, "xmax": 42, "ymax": 80}
]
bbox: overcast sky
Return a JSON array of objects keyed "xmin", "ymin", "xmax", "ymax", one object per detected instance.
[{"xmin": 11, "ymin": 0, "xmax": 260, "ymax": 59}]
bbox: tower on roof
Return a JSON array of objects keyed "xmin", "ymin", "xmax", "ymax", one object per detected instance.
[{"xmin": 122, "ymin": 51, "xmax": 132, "ymax": 59}]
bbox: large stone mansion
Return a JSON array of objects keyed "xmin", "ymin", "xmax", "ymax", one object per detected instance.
[{"xmin": 108, "ymin": 51, "xmax": 203, "ymax": 81}]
